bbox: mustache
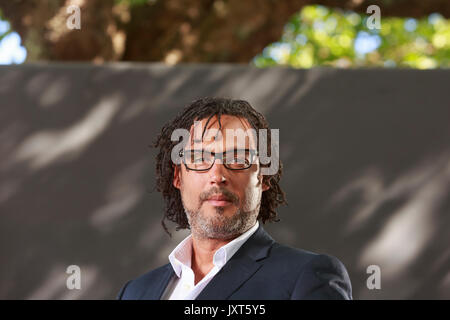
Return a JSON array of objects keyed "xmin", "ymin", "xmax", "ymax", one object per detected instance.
[{"xmin": 199, "ymin": 187, "xmax": 239, "ymax": 206}]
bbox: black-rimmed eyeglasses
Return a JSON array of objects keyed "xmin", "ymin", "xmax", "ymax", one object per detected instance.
[{"xmin": 179, "ymin": 149, "xmax": 258, "ymax": 171}]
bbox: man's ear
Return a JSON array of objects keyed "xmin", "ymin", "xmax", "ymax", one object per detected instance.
[{"xmin": 173, "ymin": 165, "xmax": 181, "ymax": 189}]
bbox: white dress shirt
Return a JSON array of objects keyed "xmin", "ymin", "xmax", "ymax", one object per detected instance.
[{"xmin": 161, "ymin": 221, "xmax": 260, "ymax": 300}]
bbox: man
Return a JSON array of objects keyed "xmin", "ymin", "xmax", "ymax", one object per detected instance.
[{"xmin": 117, "ymin": 97, "xmax": 352, "ymax": 300}]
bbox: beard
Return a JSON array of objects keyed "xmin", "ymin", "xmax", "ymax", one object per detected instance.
[{"xmin": 183, "ymin": 186, "xmax": 260, "ymax": 240}]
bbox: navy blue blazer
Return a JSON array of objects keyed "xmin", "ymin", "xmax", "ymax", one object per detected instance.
[{"xmin": 117, "ymin": 223, "xmax": 352, "ymax": 300}]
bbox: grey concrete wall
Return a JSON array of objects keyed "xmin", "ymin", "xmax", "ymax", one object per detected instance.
[{"xmin": 0, "ymin": 63, "xmax": 449, "ymax": 299}]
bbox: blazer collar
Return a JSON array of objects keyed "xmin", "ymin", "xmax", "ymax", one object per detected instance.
[
  {"xmin": 196, "ymin": 223, "xmax": 275, "ymax": 300},
  {"xmin": 141, "ymin": 263, "xmax": 174, "ymax": 300},
  {"xmin": 144, "ymin": 223, "xmax": 275, "ymax": 300}
]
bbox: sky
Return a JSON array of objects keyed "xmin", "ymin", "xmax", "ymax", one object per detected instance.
[{"xmin": 0, "ymin": 19, "xmax": 27, "ymax": 64}]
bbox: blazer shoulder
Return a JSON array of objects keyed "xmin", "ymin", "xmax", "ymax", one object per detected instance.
[
  {"xmin": 270, "ymin": 243, "xmax": 349, "ymax": 271},
  {"xmin": 291, "ymin": 250, "xmax": 353, "ymax": 300},
  {"xmin": 117, "ymin": 263, "xmax": 172, "ymax": 300},
  {"xmin": 269, "ymin": 242, "xmax": 321, "ymax": 265},
  {"xmin": 267, "ymin": 243, "xmax": 352, "ymax": 300}
]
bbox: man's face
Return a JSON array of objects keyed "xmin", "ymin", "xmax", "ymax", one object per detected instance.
[{"xmin": 173, "ymin": 115, "xmax": 269, "ymax": 240}]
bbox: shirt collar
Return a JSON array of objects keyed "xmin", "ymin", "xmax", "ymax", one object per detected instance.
[{"xmin": 168, "ymin": 221, "xmax": 259, "ymax": 278}]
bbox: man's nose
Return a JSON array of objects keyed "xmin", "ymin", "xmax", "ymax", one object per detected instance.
[{"xmin": 208, "ymin": 161, "xmax": 228, "ymax": 185}]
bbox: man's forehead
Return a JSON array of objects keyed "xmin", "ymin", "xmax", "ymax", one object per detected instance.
[{"xmin": 187, "ymin": 115, "xmax": 257, "ymax": 148}]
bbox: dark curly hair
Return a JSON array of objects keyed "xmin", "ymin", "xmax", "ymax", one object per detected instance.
[{"xmin": 153, "ymin": 97, "xmax": 287, "ymax": 236}]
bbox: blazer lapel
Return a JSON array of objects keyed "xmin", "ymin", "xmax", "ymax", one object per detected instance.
[
  {"xmin": 195, "ymin": 224, "xmax": 275, "ymax": 300},
  {"xmin": 141, "ymin": 263, "xmax": 174, "ymax": 300}
]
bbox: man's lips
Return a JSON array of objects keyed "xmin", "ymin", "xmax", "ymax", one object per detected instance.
[{"xmin": 206, "ymin": 194, "xmax": 232, "ymax": 206}]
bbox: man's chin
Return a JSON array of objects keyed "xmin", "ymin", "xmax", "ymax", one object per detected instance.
[
  {"xmin": 197, "ymin": 228, "xmax": 240, "ymax": 240},
  {"xmin": 204, "ymin": 206, "xmax": 237, "ymax": 217},
  {"xmin": 191, "ymin": 217, "xmax": 241, "ymax": 238}
]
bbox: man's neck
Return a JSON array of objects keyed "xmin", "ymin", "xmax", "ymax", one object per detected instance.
[
  {"xmin": 189, "ymin": 221, "xmax": 258, "ymax": 284},
  {"xmin": 190, "ymin": 235, "xmax": 235, "ymax": 285}
]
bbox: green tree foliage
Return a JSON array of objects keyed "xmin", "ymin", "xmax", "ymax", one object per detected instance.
[
  {"xmin": 0, "ymin": 9, "xmax": 12, "ymax": 42},
  {"xmin": 254, "ymin": 5, "xmax": 450, "ymax": 68}
]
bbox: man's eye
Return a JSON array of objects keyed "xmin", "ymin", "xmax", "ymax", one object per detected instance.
[
  {"xmin": 190, "ymin": 153, "xmax": 203, "ymax": 162},
  {"xmin": 231, "ymin": 157, "xmax": 247, "ymax": 164}
]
